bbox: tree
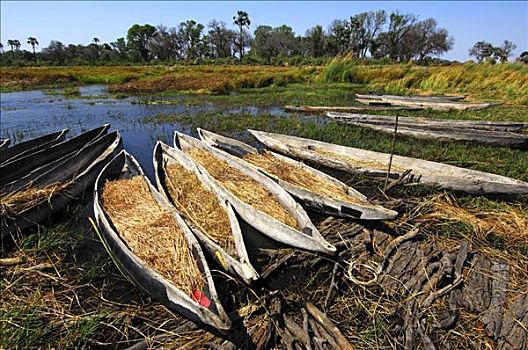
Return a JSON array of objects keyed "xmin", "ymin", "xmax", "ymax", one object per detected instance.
[
  {"xmin": 350, "ymin": 10, "xmax": 386, "ymax": 58},
  {"xmin": 305, "ymin": 25, "xmax": 326, "ymax": 57},
  {"xmin": 7, "ymin": 39, "xmax": 21, "ymax": 51},
  {"xmin": 27, "ymin": 37, "xmax": 39, "ymax": 60},
  {"xmin": 233, "ymin": 10, "xmax": 251, "ymax": 59},
  {"xmin": 372, "ymin": 12, "xmax": 416, "ymax": 61},
  {"xmin": 0, "ymin": 42, "xmax": 4, "ymax": 54},
  {"xmin": 127, "ymin": 24, "xmax": 156, "ymax": 62},
  {"xmin": 93, "ymin": 38, "xmax": 100, "ymax": 45},
  {"xmin": 41, "ymin": 40, "xmax": 67, "ymax": 65},
  {"xmin": 208, "ymin": 20, "xmax": 236, "ymax": 58},
  {"xmin": 518, "ymin": 51, "xmax": 528, "ymax": 64},
  {"xmin": 493, "ymin": 40, "xmax": 517, "ymax": 63},
  {"xmin": 469, "ymin": 41, "xmax": 495, "ymax": 62},
  {"xmin": 399, "ymin": 18, "xmax": 453, "ymax": 62},
  {"xmin": 327, "ymin": 20, "xmax": 352, "ymax": 55},
  {"xmin": 178, "ymin": 20, "xmax": 204, "ymax": 60},
  {"xmin": 149, "ymin": 25, "xmax": 180, "ymax": 61}
]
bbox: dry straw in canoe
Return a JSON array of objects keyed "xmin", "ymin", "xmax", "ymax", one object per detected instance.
[
  {"xmin": 243, "ymin": 151, "xmax": 368, "ymax": 204},
  {"xmin": 186, "ymin": 148, "xmax": 299, "ymax": 230},
  {"xmin": 0, "ymin": 181, "xmax": 72, "ymax": 216},
  {"xmin": 164, "ymin": 163, "xmax": 236, "ymax": 256},
  {"xmin": 101, "ymin": 175, "xmax": 205, "ymax": 297}
]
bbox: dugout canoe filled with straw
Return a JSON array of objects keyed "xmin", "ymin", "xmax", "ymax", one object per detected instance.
[
  {"xmin": 198, "ymin": 128, "xmax": 398, "ymax": 221},
  {"xmin": 174, "ymin": 131, "xmax": 336, "ymax": 254},
  {"xmin": 153, "ymin": 141, "xmax": 259, "ymax": 283},
  {"xmin": 93, "ymin": 150, "xmax": 231, "ymax": 331},
  {"xmin": 1, "ymin": 129, "xmax": 122, "ymax": 240}
]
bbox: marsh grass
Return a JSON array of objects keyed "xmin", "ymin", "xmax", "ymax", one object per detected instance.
[{"xmin": 321, "ymin": 57, "xmax": 528, "ymax": 104}]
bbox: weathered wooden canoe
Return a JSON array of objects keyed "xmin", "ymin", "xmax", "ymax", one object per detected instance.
[
  {"xmin": 153, "ymin": 141, "xmax": 259, "ymax": 283},
  {"xmin": 0, "ymin": 139, "xmax": 10, "ymax": 150},
  {"xmin": 198, "ymin": 128, "xmax": 397, "ymax": 220},
  {"xmin": 249, "ymin": 130, "xmax": 528, "ymax": 195},
  {"xmin": 358, "ymin": 96, "xmax": 499, "ymax": 111},
  {"xmin": 0, "ymin": 125, "xmax": 108, "ymax": 186},
  {"xmin": 0, "ymin": 129, "xmax": 68, "ymax": 165},
  {"xmin": 355, "ymin": 94, "xmax": 466, "ymax": 102},
  {"xmin": 1, "ymin": 130, "xmax": 123, "ymax": 239},
  {"xmin": 93, "ymin": 150, "xmax": 231, "ymax": 331},
  {"xmin": 284, "ymin": 105, "xmax": 422, "ymax": 113},
  {"xmin": 174, "ymin": 132, "xmax": 336, "ymax": 254},
  {"xmin": 327, "ymin": 114, "xmax": 528, "ymax": 149},
  {"xmin": 326, "ymin": 112, "xmax": 528, "ymax": 132}
]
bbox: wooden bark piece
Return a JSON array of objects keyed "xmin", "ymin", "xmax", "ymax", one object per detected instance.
[
  {"xmin": 497, "ymin": 294, "xmax": 528, "ymax": 350},
  {"xmin": 306, "ymin": 303, "xmax": 354, "ymax": 350},
  {"xmin": 459, "ymin": 254, "xmax": 492, "ymax": 312},
  {"xmin": 481, "ymin": 260, "xmax": 511, "ymax": 339}
]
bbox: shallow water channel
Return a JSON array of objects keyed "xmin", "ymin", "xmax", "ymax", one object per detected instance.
[{"xmin": 0, "ymin": 85, "xmax": 312, "ymax": 178}]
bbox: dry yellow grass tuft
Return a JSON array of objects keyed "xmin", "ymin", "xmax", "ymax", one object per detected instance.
[
  {"xmin": 243, "ymin": 151, "xmax": 367, "ymax": 204},
  {"xmin": 164, "ymin": 163, "xmax": 237, "ymax": 256},
  {"xmin": 424, "ymin": 194, "xmax": 528, "ymax": 245},
  {"xmin": 187, "ymin": 148, "xmax": 299, "ymax": 229},
  {"xmin": 101, "ymin": 176, "xmax": 205, "ymax": 297},
  {"xmin": 0, "ymin": 182, "xmax": 72, "ymax": 215}
]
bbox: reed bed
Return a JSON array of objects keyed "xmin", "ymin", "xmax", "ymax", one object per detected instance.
[
  {"xmin": 186, "ymin": 148, "xmax": 299, "ymax": 229},
  {"xmin": 164, "ymin": 163, "xmax": 237, "ymax": 256},
  {"xmin": 101, "ymin": 176, "xmax": 205, "ymax": 297},
  {"xmin": 243, "ymin": 151, "xmax": 367, "ymax": 204},
  {"xmin": 314, "ymin": 147, "xmax": 406, "ymax": 173},
  {"xmin": 0, "ymin": 182, "xmax": 71, "ymax": 216}
]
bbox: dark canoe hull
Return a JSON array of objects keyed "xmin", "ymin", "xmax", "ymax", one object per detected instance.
[
  {"xmin": 249, "ymin": 130, "xmax": 528, "ymax": 195},
  {"xmin": 0, "ymin": 129, "xmax": 68, "ymax": 164},
  {"xmin": 198, "ymin": 128, "xmax": 397, "ymax": 220},
  {"xmin": 93, "ymin": 150, "xmax": 230, "ymax": 332},
  {"xmin": 0, "ymin": 139, "xmax": 10, "ymax": 150},
  {"xmin": 1, "ymin": 131, "xmax": 123, "ymax": 238},
  {"xmin": 0, "ymin": 125, "xmax": 109, "ymax": 186}
]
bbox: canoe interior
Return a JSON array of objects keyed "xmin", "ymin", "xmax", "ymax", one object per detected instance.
[{"xmin": 0, "ymin": 129, "xmax": 68, "ymax": 165}]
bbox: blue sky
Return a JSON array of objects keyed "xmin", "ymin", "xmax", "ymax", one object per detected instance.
[{"xmin": 1, "ymin": 1, "xmax": 526, "ymax": 61}]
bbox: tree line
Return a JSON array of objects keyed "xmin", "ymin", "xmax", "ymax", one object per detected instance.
[{"xmin": 1, "ymin": 10, "xmax": 525, "ymax": 66}]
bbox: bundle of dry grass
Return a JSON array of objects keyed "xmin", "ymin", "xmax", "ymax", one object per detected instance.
[
  {"xmin": 164, "ymin": 163, "xmax": 237, "ymax": 256},
  {"xmin": 187, "ymin": 148, "xmax": 299, "ymax": 229},
  {"xmin": 101, "ymin": 176, "xmax": 205, "ymax": 297},
  {"xmin": 0, "ymin": 182, "xmax": 71, "ymax": 216},
  {"xmin": 424, "ymin": 194, "xmax": 528, "ymax": 246},
  {"xmin": 243, "ymin": 151, "xmax": 367, "ymax": 204},
  {"xmin": 315, "ymin": 147, "xmax": 406, "ymax": 173}
]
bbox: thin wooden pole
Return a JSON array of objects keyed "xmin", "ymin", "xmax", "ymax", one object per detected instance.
[{"xmin": 384, "ymin": 115, "xmax": 399, "ymax": 191}]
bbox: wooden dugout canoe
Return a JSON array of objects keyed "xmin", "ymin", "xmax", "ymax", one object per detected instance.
[
  {"xmin": 1, "ymin": 130, "xmax": 123, "ymax": 239},
  {"xmin": 198, "ymin": 128, "xmax": 397, "ymax": 220},
  {"xmin": 0, "ymin": 125, "xmax": 108, "ymax": 187},
  {"xmin": 174, "ymin": 132, "xmax": 336, "ymax": 254},
  {"xmin": 355, "ymin": 94, "xmax": 466, "ymax": 102},
  {"xmin": 284, "ymin": 105, "xmax": 422, "ymax": 113},
  {"xmin": 248, "ymin": 130, "xmax": 528, "ymax": 195},
  {"xmin": 358, "ymin": 96, "xmax": 499, "ymax": 111},
  {"xmin": 0, "ymin": 139, "xmax": 10, "ymax": 150},
  {"xmin": 326, "ymin": 112, "xmax": 528, "ymax": 132},
  {"xmin": 327, "ymin": 114, "xmax": 528, "ymax": 149},
  {"xmin": 0, "ymin": 129, "xmax": 68, "ymax": 165},
  {"xmin": 153, "ymin": 141, "xmax": 259, "ymax": 283},
  {"xmin": 93, "ymin": 150, "xmax": 231, "ymax": 332}
]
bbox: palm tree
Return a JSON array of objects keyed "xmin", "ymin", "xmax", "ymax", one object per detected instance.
[
  {"xmin": 7, "ymin": 39, "xmax": 19, "ymax": 51},
  {"xmin": 12, "ymin": 39, "xmax": 21, "ymax": 51},
  {"xmin": 27, "ymin": 36, "xmax": 39, "ymax": 59},
  {"xmin": 93, "ymin": 37, "xmax": 100, "ymax": 45},
  {"xmin": 233, "ymin": 10, "xmax": 250, "ymax": 60},
  {"xmin": 0, "ymin": 42, "xmax": 4, "ymax": 53}
]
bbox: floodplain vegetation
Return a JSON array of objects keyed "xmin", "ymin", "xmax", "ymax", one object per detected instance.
[{"xmin": 1, "ymin": 59, "xmax": 527, "ymax": 349}]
